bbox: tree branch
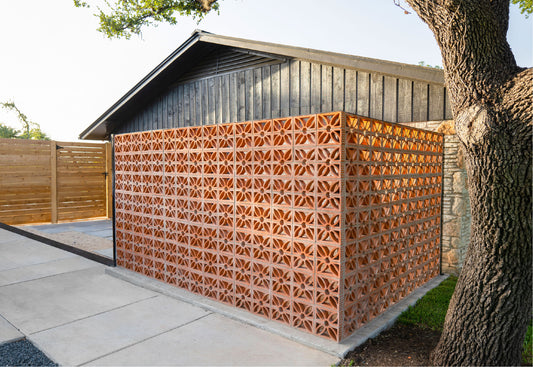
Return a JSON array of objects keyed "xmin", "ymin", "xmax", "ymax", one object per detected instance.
[
  {"xmin": 80, "ymin": 0, "xmax": 219, "ymax": 39},
  {"xmin": 406, "ymin": 0, "xmax": 519, "ymax": 115}
]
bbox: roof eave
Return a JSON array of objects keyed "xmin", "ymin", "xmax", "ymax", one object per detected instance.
[
  {"xmin": 79, "ymin": 32, "xmax": 203, "ymax": 140},
  {"xmin": 197, "ymin": 32, "xmax": 445, "ymax": 84},
  {"xmin": 80, "ymin": 30, "xmax": 446, "ymax": 140}
]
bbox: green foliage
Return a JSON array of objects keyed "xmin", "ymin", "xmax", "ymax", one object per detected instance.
[
  {"xmin": 397, "ymin": 276, "xmax": 533, "ymax": 363},
  {"xmin": 74, "ymin": 0, "xmax": 532, "ymax": 40},
  {"xmin": 1, "ymin": 101, "xmax": 50, "ymax": 140},
  {"xmin": 1, "ymin": 101, "xmax": 32, "ymax": 136},
  {"xmin": 0, "ymin": 124, "xmax": 20, "ymax": 139},
  {"xmin": 73, "ymin": 0, "xmax": 89, "ymax": 7},
  {"xmin": 512, "ymin": 0, "xmax": 532, "ymax": 17},
  {"xmin": 418, "ymin": 61, "xmax": 442, "ymax": 69},
  {"xmin": 74, "ymin": 0, "xmax": 219, "ymax": 39},
  {"xmin": 25, "ymin": 127, "xmax": 50, "ymax": 140},
  {"xmin": 397, "ymin": 276, "xmax": 457, "ymax": 331},
  {"xmin": 524, "ymin": 322, "xmax": 532, "ymax": 365}
]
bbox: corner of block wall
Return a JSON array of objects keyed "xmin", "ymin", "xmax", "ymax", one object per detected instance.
[{"xmin": 113, "ymin": 112, "xmax": 445, "ymax": 343}]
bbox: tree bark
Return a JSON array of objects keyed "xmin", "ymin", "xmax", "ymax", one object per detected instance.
[{"xmin": 405, "ymin": 0, "xmax": 533, "ymax": 365}]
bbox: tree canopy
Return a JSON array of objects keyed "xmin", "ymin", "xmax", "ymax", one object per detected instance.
[
  {"xmin": 0, "ymin": 124, "xmax": 20, "ymax": 139},
  {"xmin": 75, "ymin": 0, "xmax": 532, "ymax": 39},
  {"xmin": 0, "ymin": 101, "xmax": 50, "ymax": 140},
  {"xmin": 512, "ymin": 0, "xmax": 532, "ymax": 16},
  {"xmin": 74, "ymin": 0, "xmax": 218, "ymax": 39}
]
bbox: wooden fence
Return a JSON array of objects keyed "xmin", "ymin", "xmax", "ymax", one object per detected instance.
[{"xmin": 0, "ymin": 138, "xmax": 112, "ymax": 225}]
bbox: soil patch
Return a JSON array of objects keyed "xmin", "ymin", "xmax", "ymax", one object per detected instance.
[{"xmin": 340, "ymin": 324, "xmax": 441, "ymax": 366}]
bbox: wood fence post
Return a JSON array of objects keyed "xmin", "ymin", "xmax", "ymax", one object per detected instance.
[
  {"xmin": 50, "ymin": 141, "xmax": 58, "ymax": 223},
  {"xmin": 105, "ymin": 142, "xmax": 113, "ymax": 219}
]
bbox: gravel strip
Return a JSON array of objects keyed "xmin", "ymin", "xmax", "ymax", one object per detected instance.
[
  {"xmin": 0, "ymin": 340, "xmax": 57, "ymax": 366},
  {"xmin": 18, "ymin": 228, "xmax": 112, "ymax": 253}
]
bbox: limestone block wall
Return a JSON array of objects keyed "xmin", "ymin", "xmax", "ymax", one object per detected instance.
[{"xmin": 401, "ymin": 120, "xmax": 470, "ymax": 275}]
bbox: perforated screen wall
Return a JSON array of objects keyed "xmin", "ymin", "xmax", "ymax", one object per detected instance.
[{"xmin": 114, "ymin": 111, "xmax": 443, "ymax": 342}]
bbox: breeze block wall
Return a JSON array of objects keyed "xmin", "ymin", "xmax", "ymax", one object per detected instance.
[{"xmin": 113, "ymin": 111, "xmax": 443, "ymax": 342}]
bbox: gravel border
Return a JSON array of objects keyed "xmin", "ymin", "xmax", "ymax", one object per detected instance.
[
  {"xmin": 0, "ymin": 339, "xmax": 57, "ymax": 366},
  {"xmin": 20, "ymin": 228, "xmax": 112, "ymax": 253}
]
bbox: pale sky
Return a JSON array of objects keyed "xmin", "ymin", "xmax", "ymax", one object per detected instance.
[{"xmin": 0, "ymin": 0, "xmax": 531, "ymax": 142}]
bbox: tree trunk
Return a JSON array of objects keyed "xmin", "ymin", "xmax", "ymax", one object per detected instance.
[
  {"xmin": 405, "ymin": 0, "xmax": 533, "ymax": 365},
  {"xmin": 432, "ymin": 94, "xmax": 532, "ymax": 365}
]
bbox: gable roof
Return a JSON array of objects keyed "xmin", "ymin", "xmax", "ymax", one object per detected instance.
[{"xmin": 80, "ymin": 30, "xmax": 444, "ymax": 140}]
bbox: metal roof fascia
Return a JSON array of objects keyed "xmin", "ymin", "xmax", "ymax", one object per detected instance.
[{"xmin": 197, "ymin": 32, "xmax": 445, "ymax": 84}]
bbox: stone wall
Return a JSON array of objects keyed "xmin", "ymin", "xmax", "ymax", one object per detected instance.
[{"xmin": 401, "ymin": 120, "xmax": 470, "ymax": 275}]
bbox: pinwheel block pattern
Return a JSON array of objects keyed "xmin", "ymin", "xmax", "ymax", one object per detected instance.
[{"xmin": 113, "ymin": 111, "xmax": 443, "ymax": 342}]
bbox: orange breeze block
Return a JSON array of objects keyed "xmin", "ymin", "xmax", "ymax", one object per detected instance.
[{"xmin": 113, "ymin": 111, "xmax": 443, "ymax": 342}]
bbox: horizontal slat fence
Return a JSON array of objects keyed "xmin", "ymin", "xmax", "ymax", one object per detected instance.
[
  {"xmin": 0, "ymin": 138, "xmax": 111, "ymax": 225},
  {"xmin": 56, "ymin": 141, "xmax": 109, "ymax": 222},
  {"xmin": 0, "ymin": 139, "xmax": 52, "ymax": 224}
]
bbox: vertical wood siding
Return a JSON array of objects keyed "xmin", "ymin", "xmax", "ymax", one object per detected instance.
[{"xmin": 118, "ymin": 58, "xmax": 450, "ymax": 134}]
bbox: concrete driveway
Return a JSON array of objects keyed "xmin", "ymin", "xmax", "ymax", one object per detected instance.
[{"xmin": 0, "ymin": 228, "xmax": 337, "ymax": 366}]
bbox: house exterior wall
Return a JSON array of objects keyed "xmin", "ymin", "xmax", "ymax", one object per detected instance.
[
  {"xmin": 116, "ymin": 56, "xmax": 452, "ymax": 134},
  {"xmin": 113, "ymin": 111, "xmax": 442, "ymax": 342}
]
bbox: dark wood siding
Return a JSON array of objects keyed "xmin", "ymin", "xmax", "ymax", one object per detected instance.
[{"xmin": 118, "ymin": 56, "xmax": 451, "ymax": 134}]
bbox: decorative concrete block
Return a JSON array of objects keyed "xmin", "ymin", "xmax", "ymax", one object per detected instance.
[{"xmin": 113, "ymin": 112, "xmax": 443, "ymax": 342}]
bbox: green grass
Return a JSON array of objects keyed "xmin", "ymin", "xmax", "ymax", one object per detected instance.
[
  {"xmin": 397, "ymin": 276, "xmax": 457, "ymax": 331},
  {"xmin": 524, "ymin": 323, "xmax": 532, "ymax": 365},
  {"xmin": 396, "ymin": 276, "xmax": 533, "ymax": 364}
]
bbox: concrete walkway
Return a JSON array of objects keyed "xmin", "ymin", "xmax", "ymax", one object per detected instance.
[{"xmin": 0, "ymin": 228, "xmax": 337, "ymax": 366}]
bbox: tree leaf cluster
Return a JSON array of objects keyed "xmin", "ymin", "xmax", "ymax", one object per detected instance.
[
  {"xmin": 0, "ymin": 101, "xmax": 50, "ymax": 140},
  {"xmin": 417, "ymin": 61, "xmax": 443, "ymax": 69},
  {"xmin": 74, "ymin": 0, "xmax": 219, "ymax": 39},
  {"xmin": 75, "ymin": 0, "xmax": 531, "ymax": 39},
  {"xmin": 512, "ymin": 0, "xmax": 532, "ymax": 17}
]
